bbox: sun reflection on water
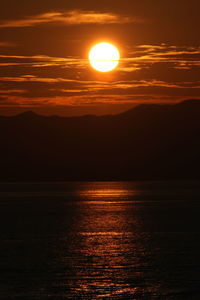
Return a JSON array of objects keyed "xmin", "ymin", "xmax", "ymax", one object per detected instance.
[
  {"xmin": 78, "ymin": 182, "xmax": 137, "ymax": 203},
  {"xmin": 64, "ymin": 182, "xmax": 148, "ymax": 298},
  {"xmin": 82, "ymin": 188, "xmax": 129, "ymax": 198}
]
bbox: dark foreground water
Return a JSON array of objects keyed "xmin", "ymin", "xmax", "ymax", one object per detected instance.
[{"xmin": 0, "ymin": 181, "xmax": 200, "ymax": 299}]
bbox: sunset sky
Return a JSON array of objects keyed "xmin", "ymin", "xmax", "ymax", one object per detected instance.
[{"xmin": 0, "ymin": 0, "xmax": 200, "ymax": 115}]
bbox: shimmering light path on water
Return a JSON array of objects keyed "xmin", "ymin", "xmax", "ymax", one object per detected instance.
[{"xmin": 0, "ymin": 181, "xmax": 200, "ymax": 299}]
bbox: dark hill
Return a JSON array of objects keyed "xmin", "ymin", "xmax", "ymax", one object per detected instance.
[{"xmin": 0, "ymin": 99, "xmax": 200, "ymax": 181}]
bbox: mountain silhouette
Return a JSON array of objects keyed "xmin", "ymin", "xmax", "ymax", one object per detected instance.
[{"xmin": 0, "ymin": 99, "xmax": 200, "ymax": 181}]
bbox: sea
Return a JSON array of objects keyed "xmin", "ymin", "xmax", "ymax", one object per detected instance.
[{"xmin": 0, "ymin": 181, "xmax": 200, "ymax": 299}]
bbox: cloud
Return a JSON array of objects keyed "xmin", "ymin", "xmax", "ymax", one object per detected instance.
[
  {"xmin": 0, "ymin": 89, "xmax": 25, "ymax": 94},
  {"xmin": 1, "ymin": 94, "xmax": 200, "ymax": 110},
  {"xmin": 0, "ymin": 44, "xmax": 200, "ymax": 108},
  {"xmin": 0, "ymin": 10, "xmax": 143, "ymax": 28},
  {"xmin": 0, "ymin": 41, "xmax": 16, "ymax": 47},
  {"xmin": 2, "ymin": 44, "xmax": 199, "ymax": 74},
  {"xmin": 115, "ymin": 44, "xmax": 200, "ymax": 75},
  {"xmin": 1, "ymin": 75, "xmax": 200, "ymax": 94},
  {"xmin": 125, "ymin": 44, "xmax": 200, "ymax": 69},
  {"xmin": 0, "ymin": 54, "xmax": 87, "ymax": 69}
]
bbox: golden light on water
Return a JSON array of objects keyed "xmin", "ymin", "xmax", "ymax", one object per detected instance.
[
  {"xmin": 89, "ymin": 42, "xmax": 120, "ymax": 72},
  {"xmin": 83, "ymin": 188, "xmax": 129, "ymax": 198},
  {"xmin": 72, "ymin": 182, "xmax": 138, "ymax": 297}
]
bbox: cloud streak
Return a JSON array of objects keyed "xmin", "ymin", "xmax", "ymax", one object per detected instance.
[
  {"xmin": 2, "ymin": 44, "xmax": 200, "ymax": 73},
  {"xmin": 0, "ymin": 44, "xmax": 200, "ymax": 109},
  {"xmin": 124, "ymin": 44, "xmax": 200, "ymax": 69},
  {"xmin": 0, "ymin": 10, "xmax": 142, "ymax": 28},
  {"xmin": 0, "ymin": 41, "xmax": 16, "ymax": 47}
]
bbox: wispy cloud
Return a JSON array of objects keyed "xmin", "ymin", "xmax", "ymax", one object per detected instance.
[
  {"xmin": 0, "ymin": 89, "xmax": 25, "ymax": 94},
  {"xmin": 124, "ymin": 44, "xmax": 200, "ymax": 70},
  {"xmin": 2, "ymin": 44, "xmax": 199, "ymax": 73},
  {"xmin": 1, "ymin": 75, "xmax": 200, "ymax": 92},
  {"xmin": 0, "ymin": 44, "xmax": 200, "ymax": 108},
  {"xmin": 0, "ymin": 10, "xmax": 143, "ymax": 28},
  {"xmin": 1, "ymin": 94, "xmax": 200, "ymax": 110},
  {"xmin": 0, "ymin": 54, "xmax": 87, "ymax": 69},
  {"xmin": 0, "ymin": 41, "xmax": 16, "ymax": 47}
]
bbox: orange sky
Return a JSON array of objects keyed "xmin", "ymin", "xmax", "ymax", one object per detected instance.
[{"xmin": 0, "ymin": 0, "xmax": 200, "ymax": 115}]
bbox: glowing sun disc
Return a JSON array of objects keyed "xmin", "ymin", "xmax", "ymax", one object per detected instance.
[{"xmin": 89, "ymin": 42, "xmax": 120, "ymax": 72}]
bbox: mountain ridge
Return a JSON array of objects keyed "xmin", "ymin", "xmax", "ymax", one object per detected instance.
[
  {"xmin": 0, "ymin": 99, "xmax": 200, "ymax": 181},
  {"xmin": 1, "ymin": 99, "xmax": 200, "ymax": 120}
]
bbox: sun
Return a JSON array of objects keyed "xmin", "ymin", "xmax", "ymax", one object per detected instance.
[{"xmin": 89, "ymin": 42, "xmax": 120, "ymax": 72}]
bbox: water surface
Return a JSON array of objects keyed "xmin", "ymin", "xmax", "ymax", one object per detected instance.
[{"xmin": 0, "ymin": 181, "xmax": 200, "ymax": 299}]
